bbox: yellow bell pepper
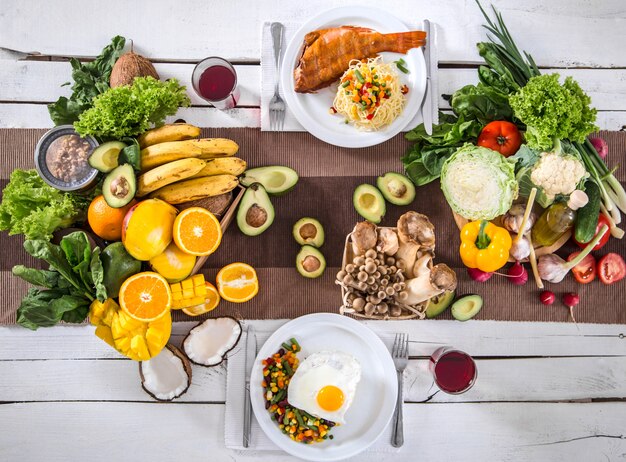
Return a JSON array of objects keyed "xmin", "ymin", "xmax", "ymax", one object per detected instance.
[
  {"xmin": 459, "ymin": 220, "xmax": 512, "ymax": 273},
  {"xmin": 90, "ymin": 299, "xmax": 171, "ymax": 361}
]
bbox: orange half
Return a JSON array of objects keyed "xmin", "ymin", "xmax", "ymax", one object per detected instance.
[
  {"xmin": 216, "ymin": 262, "xmax": 259, "ymax": 303},
  {"xmin": 119, "ymin": 271, "xmax": 172, "ymax": 322},
  {"xmin": 173, "ymin": 207, "xmax": 222, "ymax": 256},
  {"xmin": 182, "ymin": 282, "xmax": 221, "ymax": 316}
]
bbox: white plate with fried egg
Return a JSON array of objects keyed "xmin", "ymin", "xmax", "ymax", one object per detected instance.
[{"xmin": 250, "ymin": 313, "xmax": 398, "ymax": 461}]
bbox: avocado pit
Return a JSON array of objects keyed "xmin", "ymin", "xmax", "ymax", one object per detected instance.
[
  {"xmin": 246, "ymin": 204, "xmax": 268, "ymax": 228},
  {"xmin": 302, "ymin": 255, "xmax": 321, "ymax": 272},
  {"xmin": 299, "ymin": 223, "xmax": 317, "ymax": 240},
  {"xmin": 110, "ymin": 176, "xmax": 130, "ymax": 199}
]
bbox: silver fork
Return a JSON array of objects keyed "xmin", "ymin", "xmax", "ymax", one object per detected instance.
[
  {"xmin": 269, "ymin": 22, "xmax": 286, "ymax": 131},
  {"xmin": 391, "ymin": 333, "xmax": 409, "ymax": 447}
]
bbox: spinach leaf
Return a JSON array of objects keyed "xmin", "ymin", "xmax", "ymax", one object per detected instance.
[
  {"xmin": 23, "ymin": 239, "xmax": 86, "ymax": 294},
  {"xmin": 405, "ymin": 158, "xmax": 440, "ymax": 186},
  {"xmin": 17, "ymin": 288, "xmax": 71, "ymax": 330},
  {"xmin": 60, "ymin": 231, "xmax": 91, "ymax": 268},
  {"xmin": 48, "ymin": 36, "xmax": 126, "ymax": 125},
  {"xmin": 90, "ymin": 247, "xmax": 107, "ymax": 302},
  {"xmin": 119, "ymin": 137, "xmax": 142, "ymax": 170},
  {"xmin": 12, "ymin": 266, "xmax": 60, "ymax": 289},
  {"xmin": 57, "ymin": 295, "xmax": 92, "ymax": 324}
]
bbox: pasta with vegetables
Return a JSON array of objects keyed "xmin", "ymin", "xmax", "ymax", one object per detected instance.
[{"xmin": 332, "ymin": 56, "xmax": 407, "ymax": 131}]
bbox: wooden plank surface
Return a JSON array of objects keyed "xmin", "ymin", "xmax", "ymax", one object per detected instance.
[
  {"xmin": 2, "ymin": 0, "xmax": 626, "ymax": 68},
  {"xmin": 0, "ymin": 402, "xmax": 624, "ymax": 462}
]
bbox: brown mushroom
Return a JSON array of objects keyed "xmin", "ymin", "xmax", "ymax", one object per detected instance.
[{"xmin": 351, "ymin": 221, "xmax": 377, "ymax": 256}]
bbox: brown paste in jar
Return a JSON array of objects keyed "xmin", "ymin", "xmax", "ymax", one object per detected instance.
[{"xmin": 45, "ymin": 134, "xmax": 92, "ymax": 183}]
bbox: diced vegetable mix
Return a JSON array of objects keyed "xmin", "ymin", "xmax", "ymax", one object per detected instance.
[
  {"xmin": 337, "ymin": 60, "xmax": 395, "ymax": 120},
  {"xmin": 262, "ymin": 338, "xmax": 336, "ymax": 444}
]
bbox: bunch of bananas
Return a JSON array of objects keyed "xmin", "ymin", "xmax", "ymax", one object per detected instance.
[{"xmin": 136, "ymin": 123, "xmax": 246, "ymax": 203}]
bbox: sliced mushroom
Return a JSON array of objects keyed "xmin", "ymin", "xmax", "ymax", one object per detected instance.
[
  {"xmin": 404, "ymin": 257, "xmax": 458, "ymax": 306},
  {"xmin": 351, "ymin": 221, "xmax": 377, "ymax": 256},
  {"xmin": 139, "ymin": 344, "xmax": 192, "ymax": 402},
  {"xmin": 183, "ymin": 317, "xmax": 242, "ymax": 367},
  {"xmin": 397, "ymin": 211, "xmax": 436, "ymax": 249},
  {"xmin": 376, "ymin": 227, "xmax": 399, "ymax": 255}
]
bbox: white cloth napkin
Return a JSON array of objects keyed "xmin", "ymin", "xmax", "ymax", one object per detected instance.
[
  {"xmin": 260, "ymin": 21, "xmax": 439, "ymax": 131},
  {"xmin": 224, "ymin": 322, "xmax": 400, "ymax": 454}
]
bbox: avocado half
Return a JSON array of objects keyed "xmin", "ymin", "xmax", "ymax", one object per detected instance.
[
  {"xmin": 296, "ymin": 245, "xmax": 326, "ymax": 278},
  {"xmin": 89, "ymin": 141, "xmax": 125, "ymax": 173},
  {"xmin": 353, "ymin": 184, "xmax": 386, "ymax": 223},
  {"xmin": 293, "ymin": 217, "xmax": 324, "ymax": 247},
  {"xmin": 376, "ymin": 172, "xmax": 416, "ymax": 206},
  {"xmin": 451, "ymin": 294, "xmax": 483, "ymax": 321},
  {"xmin": 426, "ymin": 290, "xmax": 456, "ymax": 319},
  {"xmin": 102, "ymin": 164, "xmax": 137, "ymax": 208},
  {"xmin": 240, "ymin": 166, "xmax": 299, "ymax": 195},
  {"xmin": 237, "ymin": 183, "xmax": 275, "ymax": 236}
]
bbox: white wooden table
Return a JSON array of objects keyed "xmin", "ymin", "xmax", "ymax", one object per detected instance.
[{"xmin": 1, "ymin": 1, "xmax": 626, "ymax": 461}]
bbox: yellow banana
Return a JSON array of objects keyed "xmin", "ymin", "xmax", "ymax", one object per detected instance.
[
  {"xmin": 149, "ymin": 174, "xmax": 239, "ymax": 204},
  {"xmin": 191, "ymin": 157, "xmax": 247, "ymax": 178},
  {"xmin": 138, "ymin": 123, "xmax": 201, "ymax": 149},
  {"xmin": 136, "ymin": 158, "xmax": 207, "ymax": 197},
  {"xmin": 141, "ymin": 139, "xmax": 239, "ymax": 170}
]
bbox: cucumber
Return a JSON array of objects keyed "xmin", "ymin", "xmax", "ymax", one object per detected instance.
[{"xmin": 574, "ymin": 180, "xmax": 601, "ymax": 244}]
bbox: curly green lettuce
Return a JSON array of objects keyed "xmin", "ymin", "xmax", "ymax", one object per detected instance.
[
  {"xmin": 0, "ymin": 169, "xmax": 92, "ymax": 240},
  {"xmin": 509, "ymin": 73, "xmax": 597, "ymax": 150},
  {"xmin": 74, "ymin": 76, "xmax": 190, "ymax": 139}
]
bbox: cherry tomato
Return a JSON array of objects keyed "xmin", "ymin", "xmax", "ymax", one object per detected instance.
[
  {"xmin": 567, "ymin": 252, "xmax": 596, "ymax": 284},
  {"xmin": 574, "ymin": 213, "xmax": 611, "ymax": 250},
  {"xmin": 597, "ymin": 253, "xmax": 626, "ymax": 285},
  {"xmin": 476, "ymin": 121, "xmax": 522, "ymax": 157}
]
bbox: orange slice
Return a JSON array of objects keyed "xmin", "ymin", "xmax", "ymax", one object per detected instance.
[
  {"xmin": 173, "ymin": 207, "xmax": 222, "ymax": 256},
  {"xmin": 119, "ymin": 272, "xmax": 172, "ymax": 322},
  {"xmin": 182, "ymin": 282, "xmax": 221, "ymax": 316},
  {"xmin": 216, "ymin": 262, "xmax": 259, "ymax": 303}
]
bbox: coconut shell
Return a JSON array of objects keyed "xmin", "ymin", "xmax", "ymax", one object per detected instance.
[
  {"xmin": 139, "ymin": 344, "xmax": 192, "ymax": 402},
  {"xmin": 176, "ymin": 192, "xmax": 234, "ymax": 217},
  {"xmin": 110, "ymin": 51, "xmax": 159, "ymax": 88},
  {"xmin": 183, "ymin": 316, "xmax": 242, "ymax": 367}
]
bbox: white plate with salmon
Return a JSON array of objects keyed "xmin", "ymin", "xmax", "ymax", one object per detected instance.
[{"xmin": 281, "ymin": 6, "xmax": 428, "ymax": 148}]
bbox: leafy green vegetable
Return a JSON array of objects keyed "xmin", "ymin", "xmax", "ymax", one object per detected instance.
[
  {"xmin": 509, "ymin": 74, "xmax": 598, "ymax": 150},
  {"xmin": 403, "ymin": 1, "xmax": 536, "ymax": 186},
  {"xmin": 48, "ymin": 36, "xmax": 126, "ymax": 125},
  {"xmin": 509, "ymin": 144, "xmax": 541, "ymax": 171},
  {"xmin": 119, "ymin": 137, "xmax": 142, "ymax": 170},
  {"xmin": 0, "ymin": 169, "xmax": 93, "ymax": 240},
  {"xmin": 440, "ymin": 144, "xmax": 518, "ymax": 220},
  {"xmin": 74, "ymin": 76, "xmax": 190, "ymax": 139},
  {"xmin": 13, "ymin": 232, "xmax": 107, "ymax": 330}
]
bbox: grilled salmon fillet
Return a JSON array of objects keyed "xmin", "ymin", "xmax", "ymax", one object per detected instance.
[{"xmin": 294, "ymin": 26, "xmax": 426, "ymax": 93}]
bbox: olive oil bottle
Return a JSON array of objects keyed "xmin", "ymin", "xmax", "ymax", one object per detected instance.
[{"xmin": 532, "ymin": 190, "xmax": 589, "ymax": 247}]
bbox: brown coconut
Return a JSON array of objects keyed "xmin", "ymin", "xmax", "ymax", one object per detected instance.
[{"xmin": 110, "ymin": 48, "xmax": 159, "ymax": 88}]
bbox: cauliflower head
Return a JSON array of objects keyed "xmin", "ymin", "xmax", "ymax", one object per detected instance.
[{"xmin": 530, "ymin": 152, "xmax": 587, "ymax": 200}]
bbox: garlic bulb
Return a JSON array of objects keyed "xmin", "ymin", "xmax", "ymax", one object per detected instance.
[
  {"xmin": 509, "ymin": 235, "xmax": 531, "ymax": 261},
  {"xmin": 502, "ymin": 204, "xmax": 536, "ymax": 234}
]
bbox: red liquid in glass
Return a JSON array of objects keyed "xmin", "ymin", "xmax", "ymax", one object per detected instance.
[
  {"xmin": 432, "ymin": 351, "xmax": 476, "ymax": 393},
  {"xmin": 198, "ymin": 65, "xmax": 236, "ymax": 101}
]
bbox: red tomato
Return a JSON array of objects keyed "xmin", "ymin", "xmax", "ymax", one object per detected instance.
[
  {"xmin": 574, "ymin": 213, "xmax": 611, "ymax": 250},
  {"xmin": 567, "ymin": 252, "xmax": 596, "ymax": 284},
  {"xmin": 477, "ymin": 121, "xmax": 522, "ymax": 157},
  {"xmin": 597, "ymin": 253, "xmax": 626, "ymax": 285}
]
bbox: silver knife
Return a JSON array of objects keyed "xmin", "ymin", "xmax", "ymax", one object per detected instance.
[
  {"xmin": 423, "ymin": 19, "xmax": 433, "ymax": 135},
  {"xmin": 243, "ymin": 325, "xmax": 256, "ymax": 448}
]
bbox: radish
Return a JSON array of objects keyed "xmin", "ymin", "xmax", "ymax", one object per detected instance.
[
  {"xmin": 506, "ymin": 261, "xmax": 528, "ymax": 285},
  {"xmin": 589, "ymin": 137, "xmax": 608, "ymax": 159},
  {"xmin": 562, "ymin": 292, "xmax": 580, "ymax": 324},
  {"xmin": 467, "ymin": 268, "xmax": 493, "ymax": 282},
  {"xmin": 539, "ymin": 290, "xmax": 555, "ymax": 305}
]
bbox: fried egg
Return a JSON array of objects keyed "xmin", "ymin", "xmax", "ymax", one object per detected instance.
[{"xmin": 287, "ymin": 351, "xmax": 361, "ymax": 424}]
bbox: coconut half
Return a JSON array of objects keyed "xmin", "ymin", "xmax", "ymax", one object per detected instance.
[
  {"xmin": 183, "ymin": 317, "xmax": 242, "ymax": 367},
  {"xmin": 139, "ymin": 344, "xmax": 192, "ymax": 401}
]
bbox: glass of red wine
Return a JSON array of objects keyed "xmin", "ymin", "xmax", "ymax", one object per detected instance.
[
  {"xmin": 429, "ymin": 347, "xmax": 477, "ymax": 394},
  {"xmin": 192, "ymin": 57, "xmax": 240, "ymax": 109}
]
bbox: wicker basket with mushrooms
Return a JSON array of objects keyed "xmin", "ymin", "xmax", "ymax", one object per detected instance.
[{"xmin": 336, "ymin": 211, "xmax": 457, "ymax": 320}]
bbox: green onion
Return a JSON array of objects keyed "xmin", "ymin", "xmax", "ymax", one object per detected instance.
[{"xmin": 354, "ymin": 70, "xmax": 365, "ymax": 83}]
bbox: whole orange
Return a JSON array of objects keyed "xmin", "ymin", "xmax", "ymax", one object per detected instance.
[{"xmin": 88, "ymin": 195, "xmax": 137, "ymax": 241}]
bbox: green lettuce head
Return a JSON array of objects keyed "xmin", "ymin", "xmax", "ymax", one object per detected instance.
[{"xmin": 441, "ymin": 144, "xmax": 518, "ymax": 221}]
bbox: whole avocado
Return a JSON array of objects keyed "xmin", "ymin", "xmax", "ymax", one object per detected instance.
[{"xmin": 101, "ymin": 242, "xmax": 142, "ymax": 298}]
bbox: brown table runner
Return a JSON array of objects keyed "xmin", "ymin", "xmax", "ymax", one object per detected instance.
[{"xmin": 1, "ymin": 128, "xmax": 625, "ymax": 325}]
